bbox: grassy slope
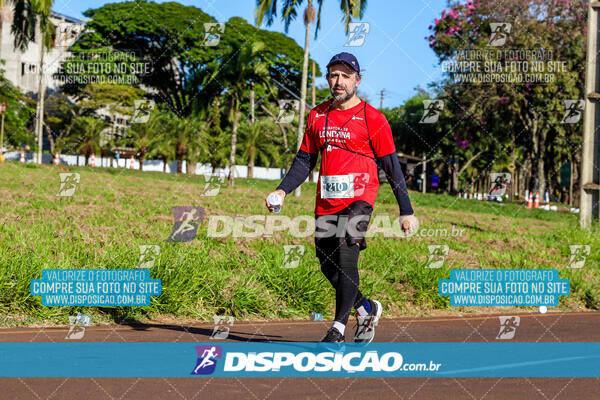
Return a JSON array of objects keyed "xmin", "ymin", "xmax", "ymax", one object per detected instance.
[{"xmin": 0, "ymin": 162, "xmax": 598, "ymax": 326}]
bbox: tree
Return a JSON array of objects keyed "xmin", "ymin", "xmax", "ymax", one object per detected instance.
[
  {"xmin": 0, "ymin": 0, "xmax": 8, "ymax": 61},
  {"xmin": 255, "ymin": 0, "xmax": 367, "ymax": 195},
  {"xmin": 0, "ymin": 68, "xmax": 35, "ymax": 150},
  {"xmin": 427, "ymin": 0, "xmax": 586, "ymax": 196},
  {"xmin": 237, "ymin": 118, "xmax": 281, "ymax": 178},
  {"xmin": 11, "ymin": 0, "xmax": 56, "ymax": 164},
  {"xmin": 205, "ymin": 96, "xmax": 229, "ymax": 173},
  {"xmin": 77, "ymin": 83, "xmax": 145, "ymax": 142},
  {"xmin": 62, "ymin": 116, "xmax": 107, "ymax": 165},
  {"xmin": 181, "ymin": 118, "xmax": 209, "ymax": 175},
  {"xmin": 160, "ymin": 113, "xmax": 207, "ymax": 174},
  {"xmin": 125, "ymin": 110, "xmax": 163, "ymax": 170},
  {"xmin": 204, "ymin": 40, "xmax": 271, "ymax": 185},
  {"xmin": 71, "ymin": 1, "xmax": 216, "ymax": 116},
  {"xmin": 64, "ymin": 7, "xmax": 315, "ymax": 117},
  {"xmin": 147, "ymin": 113, "xmax": 176, "ymax": 173},
  {"xmin": 44, "ymin": 93, "xmax": 79, "ymax": 154}
]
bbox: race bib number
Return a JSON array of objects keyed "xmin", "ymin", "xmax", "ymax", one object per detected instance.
[{"xmin": 321, "ymin": 175, "xmax": 354, "ymax": 199}]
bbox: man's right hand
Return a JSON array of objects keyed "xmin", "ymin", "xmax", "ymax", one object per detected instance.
[
  {"xmin": 265, "ymin": 189, "xmax": 286, "ymax": 212},
  {"xmin": 399, "ymin": 214, "xmax": 419, "ymax": 236}
]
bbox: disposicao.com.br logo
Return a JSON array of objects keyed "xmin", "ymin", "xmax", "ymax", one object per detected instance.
[
  {"xmin": 224, "ymin": 351, "xmax": 441, "ymax": 373},
  {"xmin": 190, "ymin": 344, "xmax": 442, "ymax": 377}
]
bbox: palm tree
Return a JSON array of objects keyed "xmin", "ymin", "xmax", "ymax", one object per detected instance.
[
  {"xmin": 0, "ymin": 0, "xmax": 9, "ymax": 61},
  {"xmin": 205, "ymin": 96, "xmax": 229, "ymax": 174},
  {"xmin": 204, "ymin": 40, "xmax": 270, "ymax": 186},
  {"xmin": 12, "ymin": 0, "xmax": 56, "ymax": 164},
  {"xmin": 238, "ymin": 118, "xmax": 281, "ymax": 178},
  {"xmin": 181, "ymin": 117, "xmax": 208, "ymax": 175},
  {"xmin": 126, "ymin": 111, "xmax": 162, "ymax": 170},
  {"xmin": 164, "ymin": 114, "xmax": 208, "ymax": 174},
  {"xmin": 255, "ymin": 0, "xmax": 367, "ymax": 195},
  {"xmin": 65, "ymin": 116, "xmax": 107, "ymax": 166},
  {"xmin": 148, "ymin": 129, "xmax": 175, "ymax": 173}
]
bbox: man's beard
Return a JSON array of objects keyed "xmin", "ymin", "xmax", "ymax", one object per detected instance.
[{"xmin": 331, "ymin": 84, "xmax": 357, "ymax": 102}]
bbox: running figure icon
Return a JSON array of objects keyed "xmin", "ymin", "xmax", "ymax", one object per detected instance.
[{"xmin": 191, "ymin": 345, "xmax": 222, "ymax": 375}]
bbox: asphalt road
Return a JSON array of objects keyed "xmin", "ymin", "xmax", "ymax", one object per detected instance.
[{"xmin": 0, "ymin": 311, "xmax": 598, "ymax": 399}]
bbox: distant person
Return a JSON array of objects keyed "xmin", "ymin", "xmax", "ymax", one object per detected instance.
[
  {"xmin": 431, "ymin": 174, "xmax": 440, "ymax": 192},
  {"xmin": 405, "ymin": 173, "xmax": 414, "ymax": 190}
]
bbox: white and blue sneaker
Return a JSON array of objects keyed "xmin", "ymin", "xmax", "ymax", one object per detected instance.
[{"xmin": 354, "ymin": 300, "xmax": 382, "ymax": 343}]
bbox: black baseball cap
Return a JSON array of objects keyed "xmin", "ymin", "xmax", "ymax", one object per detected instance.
[{"xmin": 326, "ymin": 52, "xmax": 360, "ymax": 74}]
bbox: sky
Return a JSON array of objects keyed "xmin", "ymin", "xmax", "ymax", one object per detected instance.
[{"xmin": 51, "ymin": 0, "xmax": 449, "ymax": 108}]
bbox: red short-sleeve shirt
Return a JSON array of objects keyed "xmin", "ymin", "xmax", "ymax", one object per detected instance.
[{"xmin": 300, "ymin": 99, "xmax": 396, "ymax": 215}]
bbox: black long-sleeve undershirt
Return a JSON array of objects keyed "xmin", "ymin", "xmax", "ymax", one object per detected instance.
[
  {"xmin": 276, "ymin": 150, "xmax": 414, "ymax": 216},
  {"xmin": 276, "ymin": 150, "xmax": 318, "ymax": 194},
  {"xmin": 378, "ymin": 152, "xmax": 414, "ymax": 216}
]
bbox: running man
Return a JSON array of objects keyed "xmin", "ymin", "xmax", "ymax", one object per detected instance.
[
  {"xmin": 266, "ymin": 52, "xmax": 417, "ymax": 343},
  {"xmin": 193, "ymin": 346, "xmax": 218, "ymax": 374}
]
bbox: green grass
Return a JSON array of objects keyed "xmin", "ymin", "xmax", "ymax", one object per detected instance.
[{"xmin": 0, "ymin": 162, "xmax": 598, "ymax": 327}]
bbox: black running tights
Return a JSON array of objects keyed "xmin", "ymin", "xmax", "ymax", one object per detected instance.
[{"xmin": 315, "ymin": 236, "xmax": 366, "ymax": 326}]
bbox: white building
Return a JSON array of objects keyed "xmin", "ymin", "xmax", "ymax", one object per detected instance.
[
  {"xmin": 0, "ymin": 6, "xmax": 135, "ymax": 154},
  {"xmin": 0, "ymin": 4, "xmax": 86, "ymax": 95}
]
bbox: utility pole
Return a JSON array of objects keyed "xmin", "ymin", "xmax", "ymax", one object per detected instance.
[
  {"xmin": 307, "ymin": 61, "xmax": 317, "ymax": 183},
  {"xmin": 509, "ymin": 133, "xmax": 515, "ymax": 202},
  {"xmin": 312, "ymin": 61, "xmax": 316, "ymax": 108},
  {"xmin": 569, "ymin": 160, "xmax": 574, "ymax": 207},
  {"xmin": 35, "ymin": 33, "xmax": 46, "ymax": 164},
  {"xmin": 293, "ymin": 3, "xmax": 314, "ymax": 198},
  {"xmin": 250, "ymin": 82, "xmax": 255, "ymax": 124},
  {"xmin": 0, "ymin": 103, "xmax": 5, "ymax": 163},
  {"xmin": 580, "ymin": 1, "xmax": 600, "ymax": 227},
  {"xmin": 379, "ymin": 89, "xmax": 385, "ymax": 109},
  {"xmin": 422, "ymin": 152, "xmax": 427, "ymax": 193}
]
